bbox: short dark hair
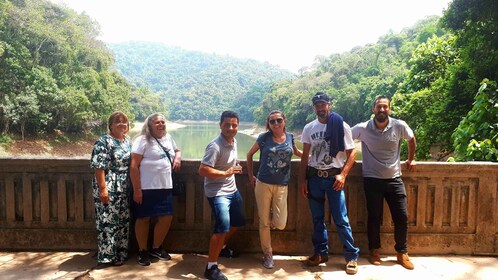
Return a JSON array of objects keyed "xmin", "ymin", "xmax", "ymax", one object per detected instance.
[
  {"xmin": 219, "ymin": 111, "xmax": 239, "ymax": 124},
  {"xmin": 373, "ymin": 96, "xmax": 391, "ymax": 107}
]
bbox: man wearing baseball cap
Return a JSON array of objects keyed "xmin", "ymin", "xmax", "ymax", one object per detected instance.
[{"xmin": 299, "ymin": 92, "xmax": 360, "ymax": 275}]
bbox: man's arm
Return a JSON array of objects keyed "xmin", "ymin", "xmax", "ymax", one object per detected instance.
[
  {"xmin": 299, "ymin": 143, "xmax": 311, "ymax": 198},
  {"xmin": 405, "ymin": 136, "xmax": 417, "ymax": 171},
  {"xmin": 332, "ymin": 148, "xmax": 356, "ymax": 191},
  {"xmin": 198, "ymin": 163, "xmax": 241, "ymax": 178}
]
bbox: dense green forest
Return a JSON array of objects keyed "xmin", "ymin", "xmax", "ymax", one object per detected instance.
[
  {"xmin": 253, "ymin": 0, "xmax": 497, "ymax": 161},
  {"xmin": 0, "ymin": 0, "xmax": 496, "ymax": 161},
  {"xmin": 109, "ymin": 42, "xmax": 294, "ymax": 121},
  {"xmin": 0, "ymin": 0, "xmax": 166, "ymax": 139}
]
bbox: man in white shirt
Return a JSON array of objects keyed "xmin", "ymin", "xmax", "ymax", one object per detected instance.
[{"xmin": 299, "ymin": 92, "xmax": 359, "ymax": 275}]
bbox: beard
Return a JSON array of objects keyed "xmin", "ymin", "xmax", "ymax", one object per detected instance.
[
  {"xmin": 374, "ymin": 113, "xmax": 388, "ymax": 123},
  {"xmin": 315, "ymin": 109, "xmax": 329, "ymax": 119}
]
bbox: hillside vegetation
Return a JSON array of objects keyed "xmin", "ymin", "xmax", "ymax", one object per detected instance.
[
  {"xmin": 0, "ymin": 0, "xmax": 166, "ymax": 139},
  {"xmin": 253, "ymin": 0, "xmax": 497, "ymax": 161},
  {"xmin": 109, "ymin": 42, "xmax": 294, "ymax": 121},
  {"xmin": 0, "ymin": 0, "xmax": 496, "ymax": 161}
]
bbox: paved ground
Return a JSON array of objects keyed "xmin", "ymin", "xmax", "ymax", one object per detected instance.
[{"xmin": 0, "ymin": 251, "xmax": 497, "ymax": 280}]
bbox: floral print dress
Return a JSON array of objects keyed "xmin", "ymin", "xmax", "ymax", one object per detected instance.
[{"xmin": 89, "ymin": 134, "xmax": 131, "ymax": 264}]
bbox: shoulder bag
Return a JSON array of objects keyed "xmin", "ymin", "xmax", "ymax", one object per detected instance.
[{"xmin": 153, "ymin": 137, "xmax": 185, "ymax": 196}]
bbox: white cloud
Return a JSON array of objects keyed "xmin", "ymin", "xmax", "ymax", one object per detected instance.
[{"xmin": 53, "ymin": 0, "xmax": 452, "ymax": 73}]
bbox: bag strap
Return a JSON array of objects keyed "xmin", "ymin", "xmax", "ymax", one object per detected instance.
[{"xmin": 153, "ymin": 137, "xmax": 173, "ymax": 166}]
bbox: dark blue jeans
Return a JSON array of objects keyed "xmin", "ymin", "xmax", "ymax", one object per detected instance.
[
  {"xmin": 307, "ymin": 175, "xmax": 359, "ymax": 261},
  {"xmin": 363, "ymin": 177, "xmax": 408, "ymax": 253}
]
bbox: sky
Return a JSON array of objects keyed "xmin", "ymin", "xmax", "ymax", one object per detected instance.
[{"xmin": 52, "ymin": 0, "xmax": 453, "ymax": 73}]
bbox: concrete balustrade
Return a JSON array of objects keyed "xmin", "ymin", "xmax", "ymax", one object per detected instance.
[{"xmin": 0, "ymin": 159, "xmax": 496, "ymax": 255}]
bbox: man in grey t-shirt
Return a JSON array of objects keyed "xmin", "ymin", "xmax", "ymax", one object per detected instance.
[
  {"xmin": 351, "ymin": 96, "xmax": 416, "ymax": 270},
  {"xmin": 199, "ymin": 111, "xmax": 245, "ymax": 280}
]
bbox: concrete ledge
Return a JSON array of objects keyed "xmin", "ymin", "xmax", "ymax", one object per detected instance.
[{"xmin": 1, "ymin": 159, "xmax": 497, "ymax": 255}]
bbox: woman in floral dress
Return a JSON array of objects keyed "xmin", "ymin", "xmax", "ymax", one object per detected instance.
[{"xmin": 90, "ymin": 111, "xmax": 131, "ymax": 266}]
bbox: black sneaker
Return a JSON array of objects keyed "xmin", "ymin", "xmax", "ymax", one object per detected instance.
[
  {"xmin": 219, "ymin": 247, "xmax": 239, "ymax": 258},
  {"xmin": 150, "ymin": 247, "xmax": 172, "ymax": 261},
  {"xmin": 137, "ymin": 250, "xmax": 150, "ymax": 266},
  {"xmin": 204, "ymin": 264, "xmax": 228, "ymax": 280}
]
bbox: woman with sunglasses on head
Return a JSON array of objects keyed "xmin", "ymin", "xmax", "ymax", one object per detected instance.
[{"xmin": 246, "ymin": 110, "xmax": 302, "ymax": 269}]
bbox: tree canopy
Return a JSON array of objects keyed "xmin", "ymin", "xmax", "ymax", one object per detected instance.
[
  {"xmin": 109, "ymin": 42, "xmax": 294, "ymax": 121},
  {"xmin": 254, "ymin": 1, "xmax": 497, "ymax": 161},
  {"xmin": 0, "ymin": 0, "xmax": 164, "ymax": 137},
  {"xmin": 1, "ymin": 0, "xmax": 496, "ymax": 161}
]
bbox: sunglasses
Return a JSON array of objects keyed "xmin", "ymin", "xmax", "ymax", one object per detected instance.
[{"xmin": 269, "ymin": 118, "xmax": 284, "ymax": 125}]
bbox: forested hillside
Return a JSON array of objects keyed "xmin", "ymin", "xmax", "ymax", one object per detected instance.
[
  {"xmin": 0, "ymin": 0, "xmax": 495, "ymax": 161},
  {"xmin": 255, "ymin": 16, "xmax": 446, "ymax": 143},
  {"xmin": 255, "ymin": 0, "xmax": 497, "ymax": 161},
  {"xmin": 109, "ymin": 42, "xmax": 295, "ymax": 121},
  {"xmin": 0, "ymin": 0, "xmax": 165, "ymax": 139}
]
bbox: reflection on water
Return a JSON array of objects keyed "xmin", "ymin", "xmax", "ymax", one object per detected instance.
[{"xmin": 168, "ymin": 123, "xmax": 259, "ymax": 160}]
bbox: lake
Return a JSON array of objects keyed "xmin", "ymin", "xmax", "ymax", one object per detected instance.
[
  {"xmin": 165, "ymin": 122, "xmax": 303, "ymax": 160},
  {"xmin": 130, "ymin": 122, "xmax": 359, "ymax": 160},
  {"xmin": 167, "ymin": 122, "xmax": 259, "ymax": 159},
  {"xmin": 130, "ymin": 122, "xmax": 260, "ymax": 159}
]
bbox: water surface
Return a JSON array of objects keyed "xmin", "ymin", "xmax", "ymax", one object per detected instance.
[{"xmin": 169, "ymin": 122, "xmax": 258, "ymax": 159}]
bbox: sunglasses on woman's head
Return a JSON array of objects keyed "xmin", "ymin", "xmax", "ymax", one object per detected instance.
[{"xmin": 269, "ymin": 118, "xmax": 284, "ymax": 125}]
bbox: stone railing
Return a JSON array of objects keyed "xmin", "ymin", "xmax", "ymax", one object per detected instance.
[{"xmin": 0, "ymin": 159, "xmax": 496, "ymax": 255}]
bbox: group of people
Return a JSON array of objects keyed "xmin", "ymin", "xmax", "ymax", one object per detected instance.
[{"xmin": 90, "ymin": 92, "xmax": 417, "ymax": 280}]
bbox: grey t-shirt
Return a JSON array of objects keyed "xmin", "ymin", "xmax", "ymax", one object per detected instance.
[
  {"xmin": 201, "ymin": 134, "xmax": 238, "ymax": 198},
  {"xmin": 351, "ymin": 117, "xmax": 414, "ymax": 179}
]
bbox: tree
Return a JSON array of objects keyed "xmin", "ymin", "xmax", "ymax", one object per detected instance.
[
  {"xmin": 402, "ymin": 35, "xmax": 458, "ymax": 92},
  {"xmin": 130, "ymin": 86, "xmax": 167, "ymax": 121},
  {"xmin": 442, "ymin": 0, "xmax": 498, "ymax": 82},
  {"xmin": 452, "ymin": 80, "xmax": 498, "ymax": 161},
  {"xmin": 0, "ymin": 0, "xmax": 152, "ymax": 137}
]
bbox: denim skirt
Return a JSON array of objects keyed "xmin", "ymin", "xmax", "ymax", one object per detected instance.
[{"xmin": 133, "ymin": 189, "xmax": 173, "ymax": 218}]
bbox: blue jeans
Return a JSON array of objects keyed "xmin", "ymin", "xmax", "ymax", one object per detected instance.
[
  {"xmin": 207, "ymin": 190, "xmax": 246, "ymax": 233},
  {"xmin": 307, "ymin": 175, "xmax": 359, "ymax": 261}
]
